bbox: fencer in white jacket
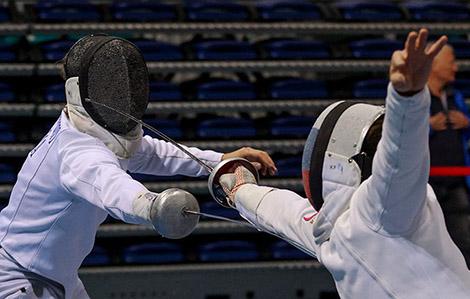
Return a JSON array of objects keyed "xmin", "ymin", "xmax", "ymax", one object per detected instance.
[
  {"xmin": 220, "ymin": 30, "xmax": 470, "ymax": 298},
  {"xmin": 0, "ymin": 36, "xmax": 276, "ymax": 299}
]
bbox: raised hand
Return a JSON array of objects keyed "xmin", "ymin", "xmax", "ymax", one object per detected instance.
[{"xmin": 390, "ymin": 29, "xmax": 447, "ymax": 95}]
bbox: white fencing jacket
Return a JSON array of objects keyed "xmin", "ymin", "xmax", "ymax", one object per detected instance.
[
  {"xmin": 0, "ymin": 112, "xmax": 222, "ymax": 298},
  {"xmin": 235, "ymin": 85, "xmax": 470, "ymax": 298}
]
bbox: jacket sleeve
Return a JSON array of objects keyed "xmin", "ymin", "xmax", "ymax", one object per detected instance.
[
  {"xmin": 357, "ymin": 84, "xmax": 431, "ymax": 235},
  {"xmin": 127, "ymin": 135, "xmax": 223, "ymax": 177},
  {"xmin": 235, "ymin": 184, "xmax": 319, "ymax": 257},
  {"xmin": 58, "ymin": 130, "xmax": 151, "ymax": 225}
]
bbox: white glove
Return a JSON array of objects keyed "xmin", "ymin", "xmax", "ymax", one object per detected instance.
[{"xmin": 219, "ymin": 166, "xmax": 257, "ymax": 208}]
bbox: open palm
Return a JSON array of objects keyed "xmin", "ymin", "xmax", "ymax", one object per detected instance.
[{"xmin": 390, "ymin": 29, "xmax": 447, "ymax": 94}]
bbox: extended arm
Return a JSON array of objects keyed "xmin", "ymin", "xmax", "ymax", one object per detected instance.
[
  {"xmin": 222, "ymin": 167, "xmax": 319, "ymax": 256},
  {"xmin": 357, "ymin": 29, "xmax": 448, "ymax": 235}
]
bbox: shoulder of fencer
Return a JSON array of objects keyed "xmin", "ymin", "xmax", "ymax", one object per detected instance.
[{"xmin": 57, "ymin": 113, "xmax": 119, "ymax": 164}]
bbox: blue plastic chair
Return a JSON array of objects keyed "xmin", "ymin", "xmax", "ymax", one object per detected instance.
[
  {"xmin": 257, "ymin": 0, "xmax": 322, "ymax": 21},
  {"xmin": 82, "ymin": 246, "xmax": 111, "ymax": 266},
  {"xmin": 0, "ymin": 122, "xmax": 15, "ymax": 142},
  {"xmin": 44, "ymin": 83, "xmax": 65, "ymax": 102},
  {"xmin": 275, "ymin": 156, "xmax": 303, "ymax": 177},
  {"xmin": 196, "ymin": 79, "xmax": 256, "ymax": 100},
  {"xmin": 262, "ymin": 39, "xmax": 329, "ymax": 59},
  {"xmin": 353, "ymin": 79, "xmax": 388, "ymax": 98},
  {"xmin": 35, "ymin": 1, "xmax": 101, "ymax": 22},
  {"xmin": 350, "ymin": 39, "xmax": 402, "ymax": 59},
  {"xmin": 41, "ymin": 40, "xmax": 75, "ymax": 61},
  {"xmin": 454, "ymin": 80, "xmax": 470, "ymax": 97},
  {"xmin": 123, "ymin": 243, "xmax": 184, "ymax": 264},
  {"xmin": 0, "ymin": 164, "xmax": 16, "ymax": 183},
  {"xmin": 271, "ymin": 116, "xmax": 313, "ymax": 138},
  {"xmin": 335, "ymin": 1, "xmax": 403, "ymax": 21},
  {"xmin": 0, "ymin": 43, "xmax": 15, "ymax": 61},
  {"xmin": 143, "ymin": 118, "xmax": 182, "ymax": 140},
  {"xmin": 0, "ymin": 7, "xmax": 10, "ymax": 22},
  {"xmin": 0, "ymin": 83, "xmax": 14, "ymax": 102},
  {"xmin": 197, "ymin": 118, "xmax": 256, "ymax": 138},
  {"xmin": 201, "ymin": 201, "xmax": 242, "ymax": 220},
  {"xmin": 192, "ymin": 40, "xmax": 257, "ymax": 60},
  {"xmin": 186, "ymin": 2, "xmax": 249, "ymax": 21},
  {"xmin": 150, "ymin": 81, "xmax": 182, "ymax": 101},
  {"xmin": 131, "ymin": 40, "xmax": 183, "ymax": 61},
  {"xmin": 269, "ymin": 78, "xmax": 328, "ymax": 99},
  {"xmin": 112, "ymin": 2, "xmax": 177, "ymax": 22},
  {"xmin": 449, "ymin": 40, "xmax": 470, "ymax": 59},
  {"xmin": 271, "ymin": 241, "xmax": 310, "ymax": 260},
  {"xmin": 199, "ymin": 240, "xmax": 259, "ymax": 262},
  {"xmin": 404, "ymin": 1, "xmax": 470, "ymax": 22}
]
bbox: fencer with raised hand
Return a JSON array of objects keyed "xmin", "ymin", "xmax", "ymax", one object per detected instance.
[
  {"xmin": 220, "ymin": 29, "xmax": 470, "ymax": 298},
  {"xmin": 0, "ymin": 35, "xmax": 276, "ymax": 299}
]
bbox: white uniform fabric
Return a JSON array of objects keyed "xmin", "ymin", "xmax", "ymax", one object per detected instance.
[
  {"xmin": 0, "ymin": 112, "xmax": 222, "ymax": 298},
  {"xmin": 235, "ymin": 84, "xmax": 470, "ymax": 298}
]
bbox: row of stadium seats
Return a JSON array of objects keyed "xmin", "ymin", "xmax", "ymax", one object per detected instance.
[
  {"xmin": 0, "ymin": 115, "xmax": 314, "ymax": 141},
  {"xmin": 3, "ymin": 78, "xmax": 470, "ymax": 103},
  {"xmin": 0, "ymin": 154, "xmax": 303, "ymax": 183},
  {"xmin": 83, "ymin": 240, "xmax": 310, "ymax": 266},
  {"xmin": 1, "ymin": 1, "xmax": 469, "ymax": 23},
  {"xmin": 2, "ymin": 36, "xmax": 470, "ymax": 62}
]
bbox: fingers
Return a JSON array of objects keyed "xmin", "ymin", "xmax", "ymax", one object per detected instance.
[
  {"xmin": 404, "ymin": 31, "xmax": 418, "ymax": 54},
  {"xmin": 426, "ymin": 35, "xmax": 448, "ymax": 58},
  {"xmin": 415, "ymin": 28, "xmax": 428, "ymax": 52}
]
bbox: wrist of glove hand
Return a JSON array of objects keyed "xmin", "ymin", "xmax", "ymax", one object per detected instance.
[{"xmin": 219, "ymin": 166, "xmax": 258, "ymax": 208}]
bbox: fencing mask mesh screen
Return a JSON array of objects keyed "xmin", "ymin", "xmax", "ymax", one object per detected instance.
[
  {"xmin": 79, "ymin": 38, "xmax": 149, "ymax": 135},
  {"xmin": 63, "ymin": 34, "xmax": 109, "ymax": 79}
]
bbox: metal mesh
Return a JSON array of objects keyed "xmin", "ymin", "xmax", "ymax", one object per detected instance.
[
  {"xmin": 64, "ymin": 35, "xmax": 108, "ymax": 79},
  {"xmin": 85, "ymin": 39, "xmax": 149, "ymax": 135}
]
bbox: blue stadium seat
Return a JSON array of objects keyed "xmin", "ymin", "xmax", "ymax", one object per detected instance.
[
  {"xmin": 262, "ymin": 39, "xmax": 329, "ymax": 59},
  {"xmin": 123, "ymin": 243, "xmax": 184, "ymax": 264},
  {"xmin": 0, "ymin": 83, "xmax": 14, "ymax": 102},
  {"xmin": 353, "ymin": 79, "xmax": 388, "ymax": 98},
  {"xmin": 201, "ymin": 201, "xmax": 241, "ymax": 220},
  {"xmin": 449, "ymin": 40, "xmax": 470, "ymax": 59},
  {"xmin": 0, "ymin": 164, "xmax": 16, "ymax": 183},
  {"xmin": 196, "ymin": 79, "xmax": 256, "ymax": 100},
  {"xmin": 44, "ymin": 83, "xmax": 65, "ymax": 102},
  {"xmin": 404, "ymin": 1, "xmax": 470, "ymax": 22},
  {"xmin": 192, "ymin": 40, "xmax": 257, "ymax": 60},
  {"xmin": 82, "ymin": 246, "xmax": 111, "ymax": 266},
  {"xmin": 454, "ymin": 79, "xmax": 470, "ymax": 97},
  {"xmin": 41, "ymin": 40, "xmax": 75, "ymax": 61},
  {"xmin": 35, "ymin": 1, "xmax": 101, "ymax": 22},
  {"xmin": 257, "ymin": 0, "xmax": 322, "ymax": 21},
  {"xmin": 150, "ymin": 81, "xmax": 182, "ymax": 101},
  {"xmin": 112, "ymin": 2, "xmax": 177, "ymax": 22},
  {"xmin": 335, "ymin": 1, "xmax": 403, "ymax": 21},
  {"xmin": 186, "ymin": 2, "xmax": 249, "ymax": 21},
  {"xmin": 269, "ymin": 78, "xmax": 328, "ymax": 99},
  {"xmin": 350, "ymin": 39, "xmax": 402, "ymax": 59},
  {"xmin": 271, "ymin": 116, "xmax": 313, "ymax": 138},
  {"xmin": 0, "ymin": 7, "xmax": 10, "ymax": 22},
  {"xmin": 197, "ymin": 118, "xmax": 256, "ymax": 138},
  {"xmin": 275, "ymin": 156, "xmax": 303, "ymax": 177},
  {"xmin": 131, "ymin": 40, "xmax": 183, "ymax": 61},
  {"xmin": 0, "ymin": 122, "xmax": 15, "ymax": 142},
  {"xmin": 0, "ymin": 44, "xmax": 15, "ymax": 61},
  {"xmin": 271, "ymin": 241, "xmax": 310, "ymax": 260},
  {"xmin": 199, "ymin": 240, "xmax": 258, "ymax": 262},
  {"xmin": 143, "ymin": 118, "xmax": 183, "ymax": 139}
]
